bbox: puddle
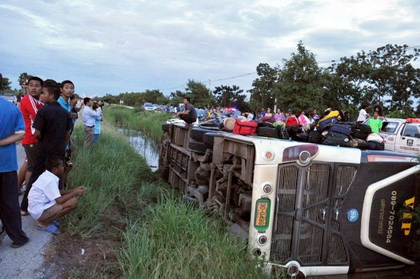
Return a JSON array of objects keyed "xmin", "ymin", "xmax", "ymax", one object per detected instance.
[{"xmin": 119, "ymin": 128, "xmax": 159, "ymax": 171}]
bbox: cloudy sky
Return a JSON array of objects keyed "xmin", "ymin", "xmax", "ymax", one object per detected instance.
[{"xmin": 1, "ymin": 0, "xmax": 419, "ymax": 97}]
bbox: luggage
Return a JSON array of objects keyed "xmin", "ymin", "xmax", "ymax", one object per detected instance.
[
  {"xmin": 295, "ymin": 132, "xmax": 309, "ymax": 142},
  {"xmin": 308, "ymin": 130, "xmax": 322, "ymax": 143},
  {"xmin": 322, "ymin": 132, "xmax": 351, "ymax": 147},
  {"xmin": 349, "ymin": 138, "xmax": 369, "ymax": 149},
  {"xmin": 367, "ymin": 140, "xmax": 385, "ymax": 150},
  {"xmin": 352, "ymin": 123, "xmax": 372, "ymax": 140},
  {"xmin": 257, "ymin": 126, "xmax": 279, "ymax": 138},
  {"xmin": 287, "ymin": 125, "xmax": 300, "ymax": 139},
  {"xmin": 330, "ymin": 124, "xmax": 352, "ymax": 137},
  {"xmin": 223, "ymin": 118, "xmax": 235, "ymax": 131},
  {"xmin": 317, "ymin": 117, "xmax": 338, "ymax": 132},
  {"xmin": 366, "ymin": 133, "xmax": 384, "ymax": 143},
  {"xmin": 277, "ymin": 125, "xmax": 289, "ymax": 139},
  {"xmin": 233, "ymin": 119, "xmax": 258, "ymax": 136}
]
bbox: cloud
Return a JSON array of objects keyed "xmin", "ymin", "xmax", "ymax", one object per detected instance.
[{"xmin": 0, "ymin": 0, "xmax": 419, "ymax": 96}]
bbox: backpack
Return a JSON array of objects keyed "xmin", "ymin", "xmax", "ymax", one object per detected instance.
[{"xmin": 330, "ymin": 124, "xmax": 352, "ymax": 137}]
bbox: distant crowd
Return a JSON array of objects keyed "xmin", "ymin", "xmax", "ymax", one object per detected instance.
[{"xmin": 0, "ymin": 75, "xmax": 104, "ymax": 248}]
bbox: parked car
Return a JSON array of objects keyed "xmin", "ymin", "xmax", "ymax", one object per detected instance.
[
  {"xmin": 2, "ymin": 94, "xmax": 17, "ymax": 105},
  {"xmin": 143, "ymin": 103, "xmax": 155, "ymax": 111},
  {"xmin": 379, "ymin": 118, "xmax": 420, "ymax": 154}
]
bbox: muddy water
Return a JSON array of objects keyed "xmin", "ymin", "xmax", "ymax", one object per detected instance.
[{"xmin": 119, "ymin": 129, "xmax": 159, "ymax": 171}]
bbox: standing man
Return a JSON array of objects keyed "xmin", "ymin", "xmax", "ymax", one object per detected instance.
[
  {"xmin": 19, "ymin": 76, "xmax": 44, "ymax": 214},
  {"xmin": 82, "ymin": 97, "xmax": 101, "ymax": 147},
  {"xmin": 0, "ymin": 94, "xmax": 30, "ymax": 248},
  {"xmin": 176, "ymin": 97, "xmax": 197, "ymax": 126},
  {"xmin": 357, "ymin": 104, "xmax": 369, "ymax": 122}
]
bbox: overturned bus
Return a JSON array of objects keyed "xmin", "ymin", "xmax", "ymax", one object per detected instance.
[{"xmin": 159, "ymin": 124, "xmax": 419, "ymax": 278}]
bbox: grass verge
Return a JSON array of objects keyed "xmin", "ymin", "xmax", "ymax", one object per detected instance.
[
  {"xmin": 63, "ymin": 120, "xmax": 270, "ymax": 278},
  {"xmin": 105, "ymin": 106, "xmax": 172, "ymax": 141}
]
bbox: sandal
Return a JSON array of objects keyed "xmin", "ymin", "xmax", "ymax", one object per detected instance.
[
  {"xmin": 51, "ymin": 220, "xmax": 60, "ymax": 228},
  {"xmin": 37, "ymin": 224, "xmax": 61, "ymax": 235},
  {"xmin": 21, "ymin": 210, "xmax": 29, "ymax": 216}
]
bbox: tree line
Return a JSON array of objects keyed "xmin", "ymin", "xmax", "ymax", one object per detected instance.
[{"xmin": 2, "ymin": 43, "xmax": 419, "ymax": 118}]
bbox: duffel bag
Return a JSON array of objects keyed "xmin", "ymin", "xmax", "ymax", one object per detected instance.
[
  {"xmin": 349, "ymin": 138, "xmax": 369, "ymax": 149},
  {"xmin": 322, "ymin": 132, "xmax": 351, "ymax": 147},
  {"xmin": 366, "ymin": 133, "xmax": 384, "ymax": 143},
  {"xmin": 330, "ymin": 124, "xmax": 352, "ymax": 137},
  {"xmin": 317, "ymin": 117, "xmax": 338, "ymax": 132},
  {"xmin": 233, "ymin": 119, "xmax": 258, "ymax": 136},
  {"xmin": 367, "ymin": 140, "xmax": 385, "ymax": 150},
  {"xmin": 257, "ymin": 126, "xmax": 279, "ymax": 138},
  {"xmin": 308, "ymin": 130, "xmax": 322, "ymax": 143}
]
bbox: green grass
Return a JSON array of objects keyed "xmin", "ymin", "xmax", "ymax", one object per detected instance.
[
  {"xmin": 65, "ymin": 122, "xmax": 153, "ymax": 237},
  {"xmin": 120, "ymin": 196, "xmax": 269, "ymax": 279},
  {"xmin": 105, "ymin": 106, "xmax": 172, "ymax": 141},
  {"xmin": 65, "ymin": 119, "xmax": 272, "ymax": 278}
]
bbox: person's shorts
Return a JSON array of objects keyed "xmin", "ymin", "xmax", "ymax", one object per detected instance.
[
  {"xmin": 23, "ymin": 143, "xmax": 40, "ymax": 172},
  {"xmin": 38, "ymin": 203, "xmax": 63, "ymax": 221}
]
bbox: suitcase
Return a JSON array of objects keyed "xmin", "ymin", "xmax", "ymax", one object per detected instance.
[
  {"xmin": 330, "ymin": 124, "xmax": 352, "ymax": 137},
  {"xmin": 257, "ymin": 126, "xmax": 279, "ymax": 138},
  {"xmin": 295, "ymin": 132, "xmax": 309, "ymax": 142},
  {"xmin": 233, "ymin": 119, "xmax": 258, "ymax": 136},
  {"xmin": 308, "ymin": 130, "xmax": 322, "ymax": 143},
  {"xmin": 323, "ymin": 132, "xmax": 351, "ymax": 147},
  {"xmin": 349, "ymin": 138, "xmax": 369, "ymax": 149},
  {"xmin": 367, "ymin": 140, "xmax": 385, "ymax": 150},
  {"xmin": 318, "ymin": 117, "xmax": 339, "ymax": 132}
]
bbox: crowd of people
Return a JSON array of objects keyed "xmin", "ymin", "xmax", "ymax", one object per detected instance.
[
  {"xmin": 0, "ymin": 75, "xmax": 103, "ymax": 248},
  {"xmin": 175, "ymin": 99, "xmax": 385, "ymax": 137}
]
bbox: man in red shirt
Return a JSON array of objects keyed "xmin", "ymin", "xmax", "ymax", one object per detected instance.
[{"xmin": 20, "ymin": 76, "xmax": 44, "ymax": 215}]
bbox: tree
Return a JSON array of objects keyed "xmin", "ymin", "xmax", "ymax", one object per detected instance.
[
  {"xmin": 249, "ymin": 63, "xmax": 279, "ymax": 111},
  {"xmin": 273, "ymin": 42, "xmax": 327, "ymax": 113},
  {"xmin": 185, "ymin": 80, "xmax": 214, "ymax": 108},
  {"xmin": 18, "ymin": 72, "xmax": 31, "ymax": 94},
  {"xmin": 213, "ymin": 85, "xmax": 248, "ymax": 111},
  {"xmin": 0, "ymin": 74, "xmax": 12, "ymax": 91},
  {"xmin": 330, "ymin": 44, "xmax": 420, "ymax": 117},
  {"xmin": 169, "ymin": 90, "xmax": 185, "ymax": 106}
]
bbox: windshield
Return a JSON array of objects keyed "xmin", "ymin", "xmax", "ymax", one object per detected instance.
[{"xmin": 381, "ymin": 121, "xmax": 399, "ymax": 133}]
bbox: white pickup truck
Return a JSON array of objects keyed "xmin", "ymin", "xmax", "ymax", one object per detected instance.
[{"xmin": 379, "ymin": 118, "xmax": 420, "ymax": 155}]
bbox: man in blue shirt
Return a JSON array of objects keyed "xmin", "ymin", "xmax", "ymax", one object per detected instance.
[{"xmin": 0, "ymin": 96, "xmax": 30, "ymax": 248}]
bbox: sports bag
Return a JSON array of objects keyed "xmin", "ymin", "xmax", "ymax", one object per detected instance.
[
  {"xmin": 366, "ymin": 133, "xmax": 384, "ymax": 143},
  {"xmin": 233, "ymin": 119, "xmax": 257, "ymax": 136},
  {"xmin": 317, "ymin": 117, "xmax": 339, "ymax": 132},
  {"xmin": 330, "ymin": 124, "xmax": 352, "ymax": 137},
  {"xmin": 322, "ymin": 132, "xmax": 351, "ymax": 147}
]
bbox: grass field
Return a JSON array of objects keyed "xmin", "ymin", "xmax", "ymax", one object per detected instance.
[
  {"xmin": 105, "ymin": 106, "xmax": 172, "ymax": 141},
  {"xmin": 64, "ymin": 118, "xmax": 270, "ymax": 278}
]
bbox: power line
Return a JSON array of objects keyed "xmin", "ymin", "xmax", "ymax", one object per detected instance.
[{"xmin": 160, "ymin": 43, "xmax": 420, "ymax": 92}]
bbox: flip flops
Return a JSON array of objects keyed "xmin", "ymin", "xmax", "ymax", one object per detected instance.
[
  {"xmin": 51, "ymin": 220, "xmax": 60, "ymax": 228},
  {"xmin": 37, "ymin": 224, "xmax": 61, "ymax": 235}
]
